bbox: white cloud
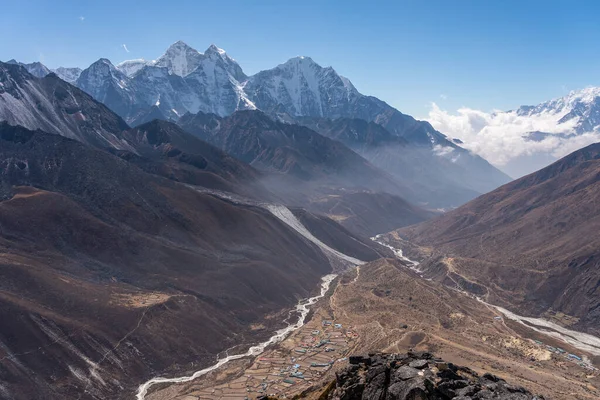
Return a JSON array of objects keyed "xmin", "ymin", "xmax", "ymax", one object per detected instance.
[
  {"xmin": 122, "ymin": 44, "xmax": 130, "ymax": 53},
  {"xmin": 79, "ymin": 16, "xmax": 85, "ymax": 22},
  {"xmin": 439, "ymin": 94, "xmax": 448, "ymax": 100},
  {"xmin": 425, "ymin": 102, "xmax": 600, "ymax": 177}
]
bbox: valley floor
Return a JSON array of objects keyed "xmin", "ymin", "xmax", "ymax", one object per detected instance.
[{"xmin": 142, "ymin": 255, "xmax": 600, "ymax": 400}]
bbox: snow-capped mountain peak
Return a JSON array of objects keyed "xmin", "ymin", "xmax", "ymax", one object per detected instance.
[
  {"xmin": 52, "ymin": 67, "xmax": 82, "ymax": 84},
  {"xmin": 244, "ymin": 55, "xmax": 359, "ymax": 118},
  {"xmin": 75, "ymin": 58, "xmax": 134, "ymax": 115},
  {"xmin": 285, "ymin": 55, "xmax": 315, "ymax": 64},
  {"xmin": 514, "ymin": 86, "xmax": 600, "ymax": 134},
  {"xmin": 116, "ymin": 59, "xmax": 149, "ymax": 77},
  {"xmin": 205, "ymin": 44, "xmax": 227, "ymax": 56},
  {"xmin": 153, "ymin": 40, "xmax": 204, "ymax": 77}
]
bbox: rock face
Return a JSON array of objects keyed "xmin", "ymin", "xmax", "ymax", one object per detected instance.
[
  {"xmin": 78, "ymin": 42, "xmax": 256, "ymax": 124},
  {"xmin": 329, "ymin": 352, "xmax": 543, "ymax": 400}
]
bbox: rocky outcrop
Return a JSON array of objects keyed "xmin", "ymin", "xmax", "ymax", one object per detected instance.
[{"xmin": 328, "ymin": 352, "xmax": 543, "ymax": 400}]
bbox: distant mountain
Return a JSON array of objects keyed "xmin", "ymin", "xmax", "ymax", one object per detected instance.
[
  {"xmin": 53, "ymin": 66, "xmax": 82, "ymax": 83},
  {"xmin": 0, "ymin": 61, "xmax": 132, "ymax": 150},
  {"xmin": 6, "ymin": 59, "xmax": 52, "ymax": 78},
  {"xmin": 298, "ymin": 117, "xmax": 510, "ymax": 207},
  {"xmin": 75, "ymin": 58, "xmax": 140, "ymax": 122},
  {"xmin": 244, "ymin": 56, "xmax": 452, "ymax": 146},
  {"xmin": 5, "ymin": 42, "xmax": 511, "ymax": 205},
  {"xmin": 109, "ymin": 42, "xmax": 510, "ymax": 204},
  {"xmin": 77, "ymin": 42, "xmax": 255, "ymax": 123},
  {"xmin": 428, "ymin": 87, "xmax": 600, "ymax": 179},
  {"xmin": 243, "ymin": 56, "xmax": 509, "ymax": 203},
  {"xmin": 400, "ymin": 142, "xmax": 600, "ymax": 334},
  {"xmin": 6, "ymin": 59, "xmax": 81, "ymax": 83},
  {"xmin": 515, "ymin": 87, "xmax": 600, "ymax": 134}
]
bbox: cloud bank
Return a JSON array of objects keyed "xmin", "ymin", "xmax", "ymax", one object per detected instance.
[{"xmin": 425, "ymin": 103, "xmax": 600, "ymax": 177}]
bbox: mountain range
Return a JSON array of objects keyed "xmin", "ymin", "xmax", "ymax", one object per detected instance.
[
  {"xmin": 516, "ymin": 87, "xmax": 600, "ymax": 134},
  {"xmin": 427, "ymin": 86, "xmax": 600, "ymax": 179},
  {"xmin": 0, "ymin": 60, "xmax": 434, "ymax": 236},
  {"xmin": 3, "ymin": 41, "xmax": 510, "ymax": 208}
]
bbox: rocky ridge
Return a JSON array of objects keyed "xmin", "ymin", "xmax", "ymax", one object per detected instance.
[{"xmin": 326, "ymin": 352, "xmax": 543, "ymax": 400}]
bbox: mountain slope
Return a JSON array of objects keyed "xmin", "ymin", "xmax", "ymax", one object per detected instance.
[
  {"xmin": 178, "ymin": 110, "xmax": 403, "ymax": 190},
  {"xmin": 299, "ymin": 116, "xmax": 507, "ymax": 207},
  {"xmin": 120, "ymin": 119, "xmax": 263, "ymax": 195},
  {"xmin": 0, "ymin": 122, "xmax": 377, "ymax": 399},
  {"xmin": 75, "ymin": 58, "xmax": 139, "ymax": 122},
  {"xmin": 0, "ymin": 61, "xmax": 132, "ymax": 150},
  {"xmin": 399, "ymin": 142, "xmax": 600, "ymax": 333},
  {"xmin": 178, "ymin": 110, "xmax": 436, "ymax": 236}
]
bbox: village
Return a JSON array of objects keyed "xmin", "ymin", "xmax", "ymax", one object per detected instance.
[{"xmin": 182, "ymin": 312, "xmax": 358, "ymax": 400}]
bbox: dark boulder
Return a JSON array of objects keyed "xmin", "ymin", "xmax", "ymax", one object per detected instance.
[{"xmin": 326, "ymin": 353, "xmax": 543, "ymax": 400}]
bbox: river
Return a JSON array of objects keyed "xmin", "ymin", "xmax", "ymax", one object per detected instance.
[
  {"xmin": 370, "ymin": 234, "xmax": 600, "ymax": 357},
  {"xmin": 136, "ymin": 188, "xmax": 365, "ymax": 399},
  {"xmin": 136, "ymin": 274, "xmax": 337, "ymax": 399}
]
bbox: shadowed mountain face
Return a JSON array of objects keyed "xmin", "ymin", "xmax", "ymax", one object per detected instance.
[
  {"xmin": 120, "ymin": 119, "xmax": 265, "ymax": 197},
  {"xmin": 0, "ymin": 123, "xmax": 382, "ymax": 399},
  {"xmin": 178, "ymin": 110, "xmax": 400, "ymax": 188},
  {"xmin": 399, "ymin": 142, "xmax": 600, "ymax": 334},
  {"xmin": 0, "ymin": 61, "xmax": 132, "ymax": 151}
]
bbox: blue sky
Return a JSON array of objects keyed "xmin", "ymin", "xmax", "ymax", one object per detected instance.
[{"xmin": 3, "ymin": 0, "xmax": 600, "ymax": 117}]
